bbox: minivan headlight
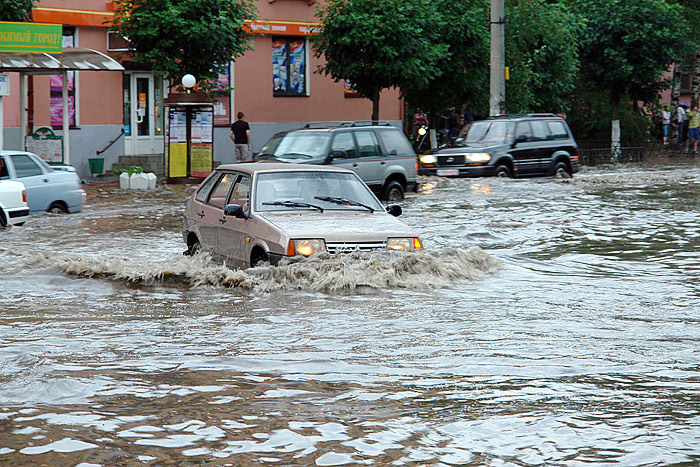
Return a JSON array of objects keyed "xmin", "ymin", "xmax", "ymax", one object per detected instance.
[
  {"xmin": 420, "ymin": 154, "xmax": 437, "ymax": 164},
  {"xmin": 387, "ymin": 237, "xmax": 423, "ymax": 251},
  {"xmin": 465, "ymin": 153, "xmax": 491, "ymax": 163},
  {"xmin": 288, "ymin": 239, "xmax": 326, "ymax": 257}
]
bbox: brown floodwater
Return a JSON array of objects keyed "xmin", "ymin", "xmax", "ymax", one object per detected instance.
[{"xmin": 1, "ymin": 161, "xmax": 700, "ymax": 466}]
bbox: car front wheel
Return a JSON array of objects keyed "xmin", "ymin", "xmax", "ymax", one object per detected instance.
[
  {"xmin": 495, "ymin": 165, "xmax": 512, "ymax": 178},
  {"xmin": 184, "ymin": 239, "xmax": 201, "ymax": 256},
  {"xmin": 382, "ymin": 181, "xmax": 405, "ymax": 201}
]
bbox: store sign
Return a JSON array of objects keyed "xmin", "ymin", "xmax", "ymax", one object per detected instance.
[
  {"xmin": 0, "ymin": 21, "xmax": 63, "ymax": 53},
  {"xmin": 245, "ymin": 20, "xmax": 320, "ymax": 36},
  {"xmin": 0, "ymin": 73, "xmax": 9, "ymax": 96}
]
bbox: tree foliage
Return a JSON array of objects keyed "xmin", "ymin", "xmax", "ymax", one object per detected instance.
[
  {"xmin": 400, "ymin": 0, "xmax": 489, "ymax": 123},
  {"xmin": 571, "ymin": 0, "xmax": 694, "ymax": 118},
  {"xmin": 312, "ymin": 0, "xmax": 448, "ymax": 121},
  {"xmin": 0, "ymin": 0, "xmax": 33, "ymax": 22},
  {"xmin": 505, "ymin": 0, "xmax": 580, "ymax": 114},
  {"xmin": 109, "ymin": 0, "xmax": 257, "ymax": 85}
]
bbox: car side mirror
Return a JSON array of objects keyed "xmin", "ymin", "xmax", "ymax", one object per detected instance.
[
  {"xmin": 224, "ymin": 203, "xmax": 247, "ymax": 219},
  {"xmin": 386, "ymin": 204, "xmax": 402, "ymax": 217},
  {"xmin": 512, "ymin": 135, "xmax": 528, "ymax": 147},
  {"xmin": 326, "ymin": 150, "xmax": 342, "ymax": 163}
]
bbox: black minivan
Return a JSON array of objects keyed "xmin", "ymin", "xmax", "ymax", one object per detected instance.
[{"xmin": 418, "ymin": 114, "xmax": 578, "ymax": 178}]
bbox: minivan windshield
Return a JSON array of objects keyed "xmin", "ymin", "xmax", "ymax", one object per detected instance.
[
  {"xmin": 463, "ymin": 121, "xmax": 514, "ymax": 144},
  {"xmin": 258, "ymin": 132, "xmax": 331, "ymax": 160},
  {"xmin": 255, "ymin": 171, "xmax": 384, "ymax": 212}
]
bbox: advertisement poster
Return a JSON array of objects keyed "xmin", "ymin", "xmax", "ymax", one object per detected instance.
[
  {"xmin": 49, "ymin": 95, "xmax": 75, "ymax": 126},
  {"xmin": 288, "ymin": 40, "xmax": 305, "ymax": 95},
  {"xmin": 191, "ymin": 111, "xmax": 202, "ymax": 144},
  {"xmin": 190, "ymin": 144, "xmax": 212, "ymax": 178},
  {"xmin": 201, "ymin": 109, "xmax": 213, "ymax": 143},
  {"xmin": 169, "ymin": 143, "xmax": 187, "ymax": 178},
  {"xmin": 344, "ymin": 80, "xmax": 360, "ymax": 98},
  {"xmin": 272, "ymin": 39, "xmax": 287, "ymax": 93}
]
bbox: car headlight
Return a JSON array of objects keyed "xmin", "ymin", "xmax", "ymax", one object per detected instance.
[
  {"xmin": 288, "ymin": 239, "xmax": 326, "ymax": 257},
  {"xmin": 465, "ymin": 153, "xmax": 491, "ymax": 163},
  {"xmin": 420, "ymin": 154, "xmax": 437, "ymax": 164},
  {"xmin": 387, "ymin": 237, "xmax": 423, "ymax": 251}
]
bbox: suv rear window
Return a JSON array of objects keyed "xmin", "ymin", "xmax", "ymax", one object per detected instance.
[
  {"xmin": 377, "ymin": 129, "xmax": 413, "ymax": 155},
  {"xmin": 547, "ymin": 121, "xmax": 569, "ymax": 139},
  {"xmin": 355, "ymin": 130, "xmax": 381, "ymax": 157}
]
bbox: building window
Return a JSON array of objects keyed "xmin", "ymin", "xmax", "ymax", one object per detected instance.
[
  {"xmin": 680, "ymin": 72, "xmax": 692, "ymax": 93},
  {"xmin": 272, "ymin": 37, "xmax": 307, "ymax": 96},
  {"xmin": 50, "ymin": 27, "xmax": 77, "ymax": 128}
]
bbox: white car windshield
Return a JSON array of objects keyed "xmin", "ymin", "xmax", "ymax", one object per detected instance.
[
  {"xmin": 258, "ymin": 132, "xmax": 331, "ymax": 160},
  {"xmin": 255, "ymin": 171, "xmax": 384, "ymax": 212},
  {"xmin": 464, "ymin": 121, "xmax": 514, "ymax": 144}
]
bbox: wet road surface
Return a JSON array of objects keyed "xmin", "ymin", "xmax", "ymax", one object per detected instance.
[{"xmin": 1, "ymin": 161, "xmax": 700, "ymax": 466}]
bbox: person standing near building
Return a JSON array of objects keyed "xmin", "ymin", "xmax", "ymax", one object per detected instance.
[
  {"xmin": 661, "ymin": 105, "xmax": 671, "ymax": 145},
  {"xmin": 677, "ymin": 103, "xmax": 687, "ymax": 145},
  {"xmin": 230, "ymin": 112, "xmax": 251, "ymax": 162},
  {"xmin": 686, "ymin": 104, "xmax": 700, "ymax": 155}
]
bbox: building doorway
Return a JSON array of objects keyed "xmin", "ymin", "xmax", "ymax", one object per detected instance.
[{"xmin": 123, "ymin": 73, "xmax": 166, "ymax": 155}]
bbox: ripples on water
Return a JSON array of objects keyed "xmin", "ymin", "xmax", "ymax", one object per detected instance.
[{"xmin": 1, "ymin": 162, "xmax": 700, "ymax": 466}]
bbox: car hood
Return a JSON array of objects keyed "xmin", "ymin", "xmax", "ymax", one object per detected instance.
[
  {"xmin": 432, "ymin": 142, "xmax": 507, "ymax": 154},
  {"xmin": 258, "ymin": 211, "xmax": 417, "ymax": 241}
]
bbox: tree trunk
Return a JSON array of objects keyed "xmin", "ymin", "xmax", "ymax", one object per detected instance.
[
  {"xmin": 693, "ymin": 51, "xmax": 700, "ymax": 106},
  {"xmin": 371, "ymin": 89, "xmax": 380, "ymax": 122},
  {"xmin": 670, "ymin": 62, "xmax": 682, "ymax": 142}
]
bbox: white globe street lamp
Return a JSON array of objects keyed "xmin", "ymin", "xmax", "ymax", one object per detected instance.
[{"xmin": 181, "ymin": 74, "xmax": 196, "ymax": 92}]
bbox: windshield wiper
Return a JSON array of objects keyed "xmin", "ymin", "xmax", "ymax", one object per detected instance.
[
  {"xmin": 277, "ymin": 153, "xmax": 314, "ymax": 159},
  {"xmin": 263, "ymin": 200, "xmax": 324, "ymax": 212},
  {"xmin": 315, "ymin": 196, "xmax": 374, "ymax": 213}
]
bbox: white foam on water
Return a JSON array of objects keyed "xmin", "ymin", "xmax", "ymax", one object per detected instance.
[
  {"xmin": 316, "ymin": 452, "xmax": 364, "ymax": 466},
  {"xmin": 19, "ymin": 437, "xmax": 98, "ymax": 454},
  {"xmin": 0, "ymin": 448, "xmax": 15, "ymax": 454},
  {"xmin": 10, "ymin": 246, "xmax": 500, "ymax": 293}
]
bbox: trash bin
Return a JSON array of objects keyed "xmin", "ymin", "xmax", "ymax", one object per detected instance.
[{"xmin": 88, "ymin": 158, "xmax": 104, "ymax": 177}]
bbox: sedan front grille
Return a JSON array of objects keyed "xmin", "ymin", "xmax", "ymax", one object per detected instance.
[
  {"xmin": 326, "ymin": 241, "xmax": 386, "ymax": 254},
  {"xmin": 437, "ymin": 155, "xmax": 465, "ymax": 166}
]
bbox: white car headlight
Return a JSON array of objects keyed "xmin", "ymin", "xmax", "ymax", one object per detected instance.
[
  {"xmin": 288, "ymin": 239, "xmax": 326, "ymax": 257},
  {"xmin": 387, "ymin": 237, "xmax": 423, "ymax": 251},
  {"xmin": 465, "ymin": 153, "xmax": 491, "ymax": 163},
  {"xmin": 420, "ymin": 154, "xmax": 437, "ymax": 164}
]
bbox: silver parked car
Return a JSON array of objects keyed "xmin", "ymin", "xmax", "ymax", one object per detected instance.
[
  {"xmin": 0, "ymin": 151, "xmax": 86, "ymax": 215},
  {"xmin": 183, "ymin": 163, "xmax": 422, "ymax": 269}
]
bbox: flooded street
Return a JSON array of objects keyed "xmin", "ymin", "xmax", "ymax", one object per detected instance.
[{"xmin": 2, "ymin": 161, "xmax": 700, "ymax": 466}]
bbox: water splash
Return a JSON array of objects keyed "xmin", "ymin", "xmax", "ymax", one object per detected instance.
[{"xmin": 8, "ymin": 247, "xmax": 501, "ymax": 293}]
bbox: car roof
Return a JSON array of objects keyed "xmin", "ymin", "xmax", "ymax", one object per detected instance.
[
  {"xmin": 274, "ymin": 121, "xmax": 398, "ymax": 134},
  {"xmin": 215, "ymin": 161, "xmax": 356, "ymax": 175},
  {"xmin": 486, "ymin": 113, "xmax": 565, "ymax": 122}
]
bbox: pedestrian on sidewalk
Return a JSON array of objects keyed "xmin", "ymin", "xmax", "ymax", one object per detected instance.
[
  {"xmin": 686, "ymin": 104, "xmax": 700, "ymax": 155},
  {"xmin": 230, "ymin": 112, "xmax": 252, "ymax": 162},
  {"xmin": 661, "ymin": 105, "xmax": 671, "ymax": 145},
  {"xmin": 677, "ymin": 103, "xmax": 687, "ymax": 144}
]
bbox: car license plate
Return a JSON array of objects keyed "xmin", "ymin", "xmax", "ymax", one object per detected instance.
[{"xmin": 436, "ymin": 169, "xmax": 459, "ymax": 177}]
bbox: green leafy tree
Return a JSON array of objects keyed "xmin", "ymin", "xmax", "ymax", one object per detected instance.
[
  {"xmin": 505, "ymin": 0, "xmax": 581, "ymax": 114},
  {"xmin": 401, "ymin": 0, "xmax": 489, "ymax": 126},
  {"xmin": 572, "ymin": 0, "xmax": 693, "ymax": 121},
  {"xmin": 312, "ymin": 0, "xmax": 448, "ymax": 121},
  {"xmin": 0, "ymin": 0, "xmax": 33, "ymax": 22},
  {"xmin": 109, "ymin": 0, "xmax": 257, "ymax": 86}
]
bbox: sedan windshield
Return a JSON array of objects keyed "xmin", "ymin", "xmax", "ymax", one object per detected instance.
[
  {"xmin": 463, "ymin": 121, "xmax": 514, "ymax": 144},
  {"xmin": 258, "ymin": 132, "xmax": 331, "ymax": 160},
  {"xmin": 254, "ymin": 171, "xmax": 384, "ymax": 212}
]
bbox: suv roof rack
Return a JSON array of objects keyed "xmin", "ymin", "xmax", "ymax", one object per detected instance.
[
  {"xmin": 301, "ymin": 120, "xmax": 394, "ymax": 129},
  {"xmin": 490, "ymin": 113, "xmax": 558, "ymax": 119}
]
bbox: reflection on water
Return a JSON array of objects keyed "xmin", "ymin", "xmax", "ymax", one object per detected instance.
[{"xmin": 2, "ymin": 162, "xmax": 700, "ymax": 465}]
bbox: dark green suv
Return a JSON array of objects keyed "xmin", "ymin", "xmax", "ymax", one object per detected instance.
[
  {"xmin": 418, "ymin": 114, "xmax": 578, "ymax": 179},
  {"xmin": 256, "ymin": 122, "xmax": 417, "ymax": 201}
]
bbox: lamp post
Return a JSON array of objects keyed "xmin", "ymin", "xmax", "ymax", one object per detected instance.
[{"xmin": 181, "ymin": 74, "xmax": 196, "ymax": 93}]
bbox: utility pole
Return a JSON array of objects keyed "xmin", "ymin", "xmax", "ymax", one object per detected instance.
[{"xmin": 490, "ymin": 0, "xmax": 505, "ymax": 117}]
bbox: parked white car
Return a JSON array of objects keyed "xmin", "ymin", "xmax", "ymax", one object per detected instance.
[
  {"xmin": 0, "ymin": 179, "xmax": 29, "ymax": 227},
  {"xmin": 0, "ymin": 151, "xmax": 85, "ymax": 214}
]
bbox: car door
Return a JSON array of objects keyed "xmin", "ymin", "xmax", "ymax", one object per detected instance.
[
  {"xmin": 510, "ymin": 122, "xmax": 539, "ymax": 175},
  {"xmin": 198, "ymin": 172, "xmax": 236, "ymax": 256},
  {"xmin": 352, "ymin": 130, "xmax": 384, "ymax": 187},
  {"xmin": 328, "ymin": 131, "xmax": 361, "ymax": 175},
  {"xmin": 4, "ymin": 154, "xmax": 53, "ymax": 213},
  {"xmin": 530, "ymin": 120, "xmax": 555, "ymax": 173},
  {"xmin": 218, "ymin": 174, "xmax": 251, "ymax": 268}
]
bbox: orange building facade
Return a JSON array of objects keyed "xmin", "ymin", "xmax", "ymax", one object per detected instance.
[{"xmin": 1, "ymin": 0, "xmax": 403, "ymax": 176}]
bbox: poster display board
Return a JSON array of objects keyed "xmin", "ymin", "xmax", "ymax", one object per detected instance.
[
  {"xmin": 165, "ymin": 102, "xmax": 214, "ymax": 179},
  {"xmin": 168, "ymin": 106, "xmax": 188, "ymax": 177},
  {"xmin": 190, "ymin": 106, "xmax": 213, "ymax": 178},
  {"xmin": 25, "ymin": 127, "xmax": 63, "ymax": 164}
]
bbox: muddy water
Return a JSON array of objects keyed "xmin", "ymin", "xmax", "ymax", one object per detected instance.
[{"xmin": 2, "ymin": 161, "xmax": 700, "ymax": 466}]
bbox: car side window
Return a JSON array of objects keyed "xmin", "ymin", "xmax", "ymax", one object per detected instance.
[
  {"xmin": 547, "ymin": 121, "xmax": 569, "ymax": 140},
  {"xmin": 229, "ymin": 175, "xmax": 251, "ymax": 212},
  {"xmin": 355, "ymin": 130, "xmax": 380, "ymax": 157},
  {"xmin": 195, "ymin": 172, "xmax": 221, "ymax": 203},
  {"xmin": 530, "ymin": 121, "xmax": 549, "ymax": 141},
  {"xmin": 378, "ymin": 129, "xmax": 413, "ymax": 155},
  {"xmin": 10, "ymin": 154, "xmax": 43, "ymax": 178},
  {"xmin": 0, "ymin": 157, "xmax": 9, "ymax": 179},
  {"xmin": 330, "ymin": 132, "xmax": 357, "ymax": 159},
  {"xmin": 515, "ymin": 122, "xmax": 533, "ymax": 140},
  {"xmin": 208, "ymin": 173, "xmax": 237, "ymax": 208}
]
